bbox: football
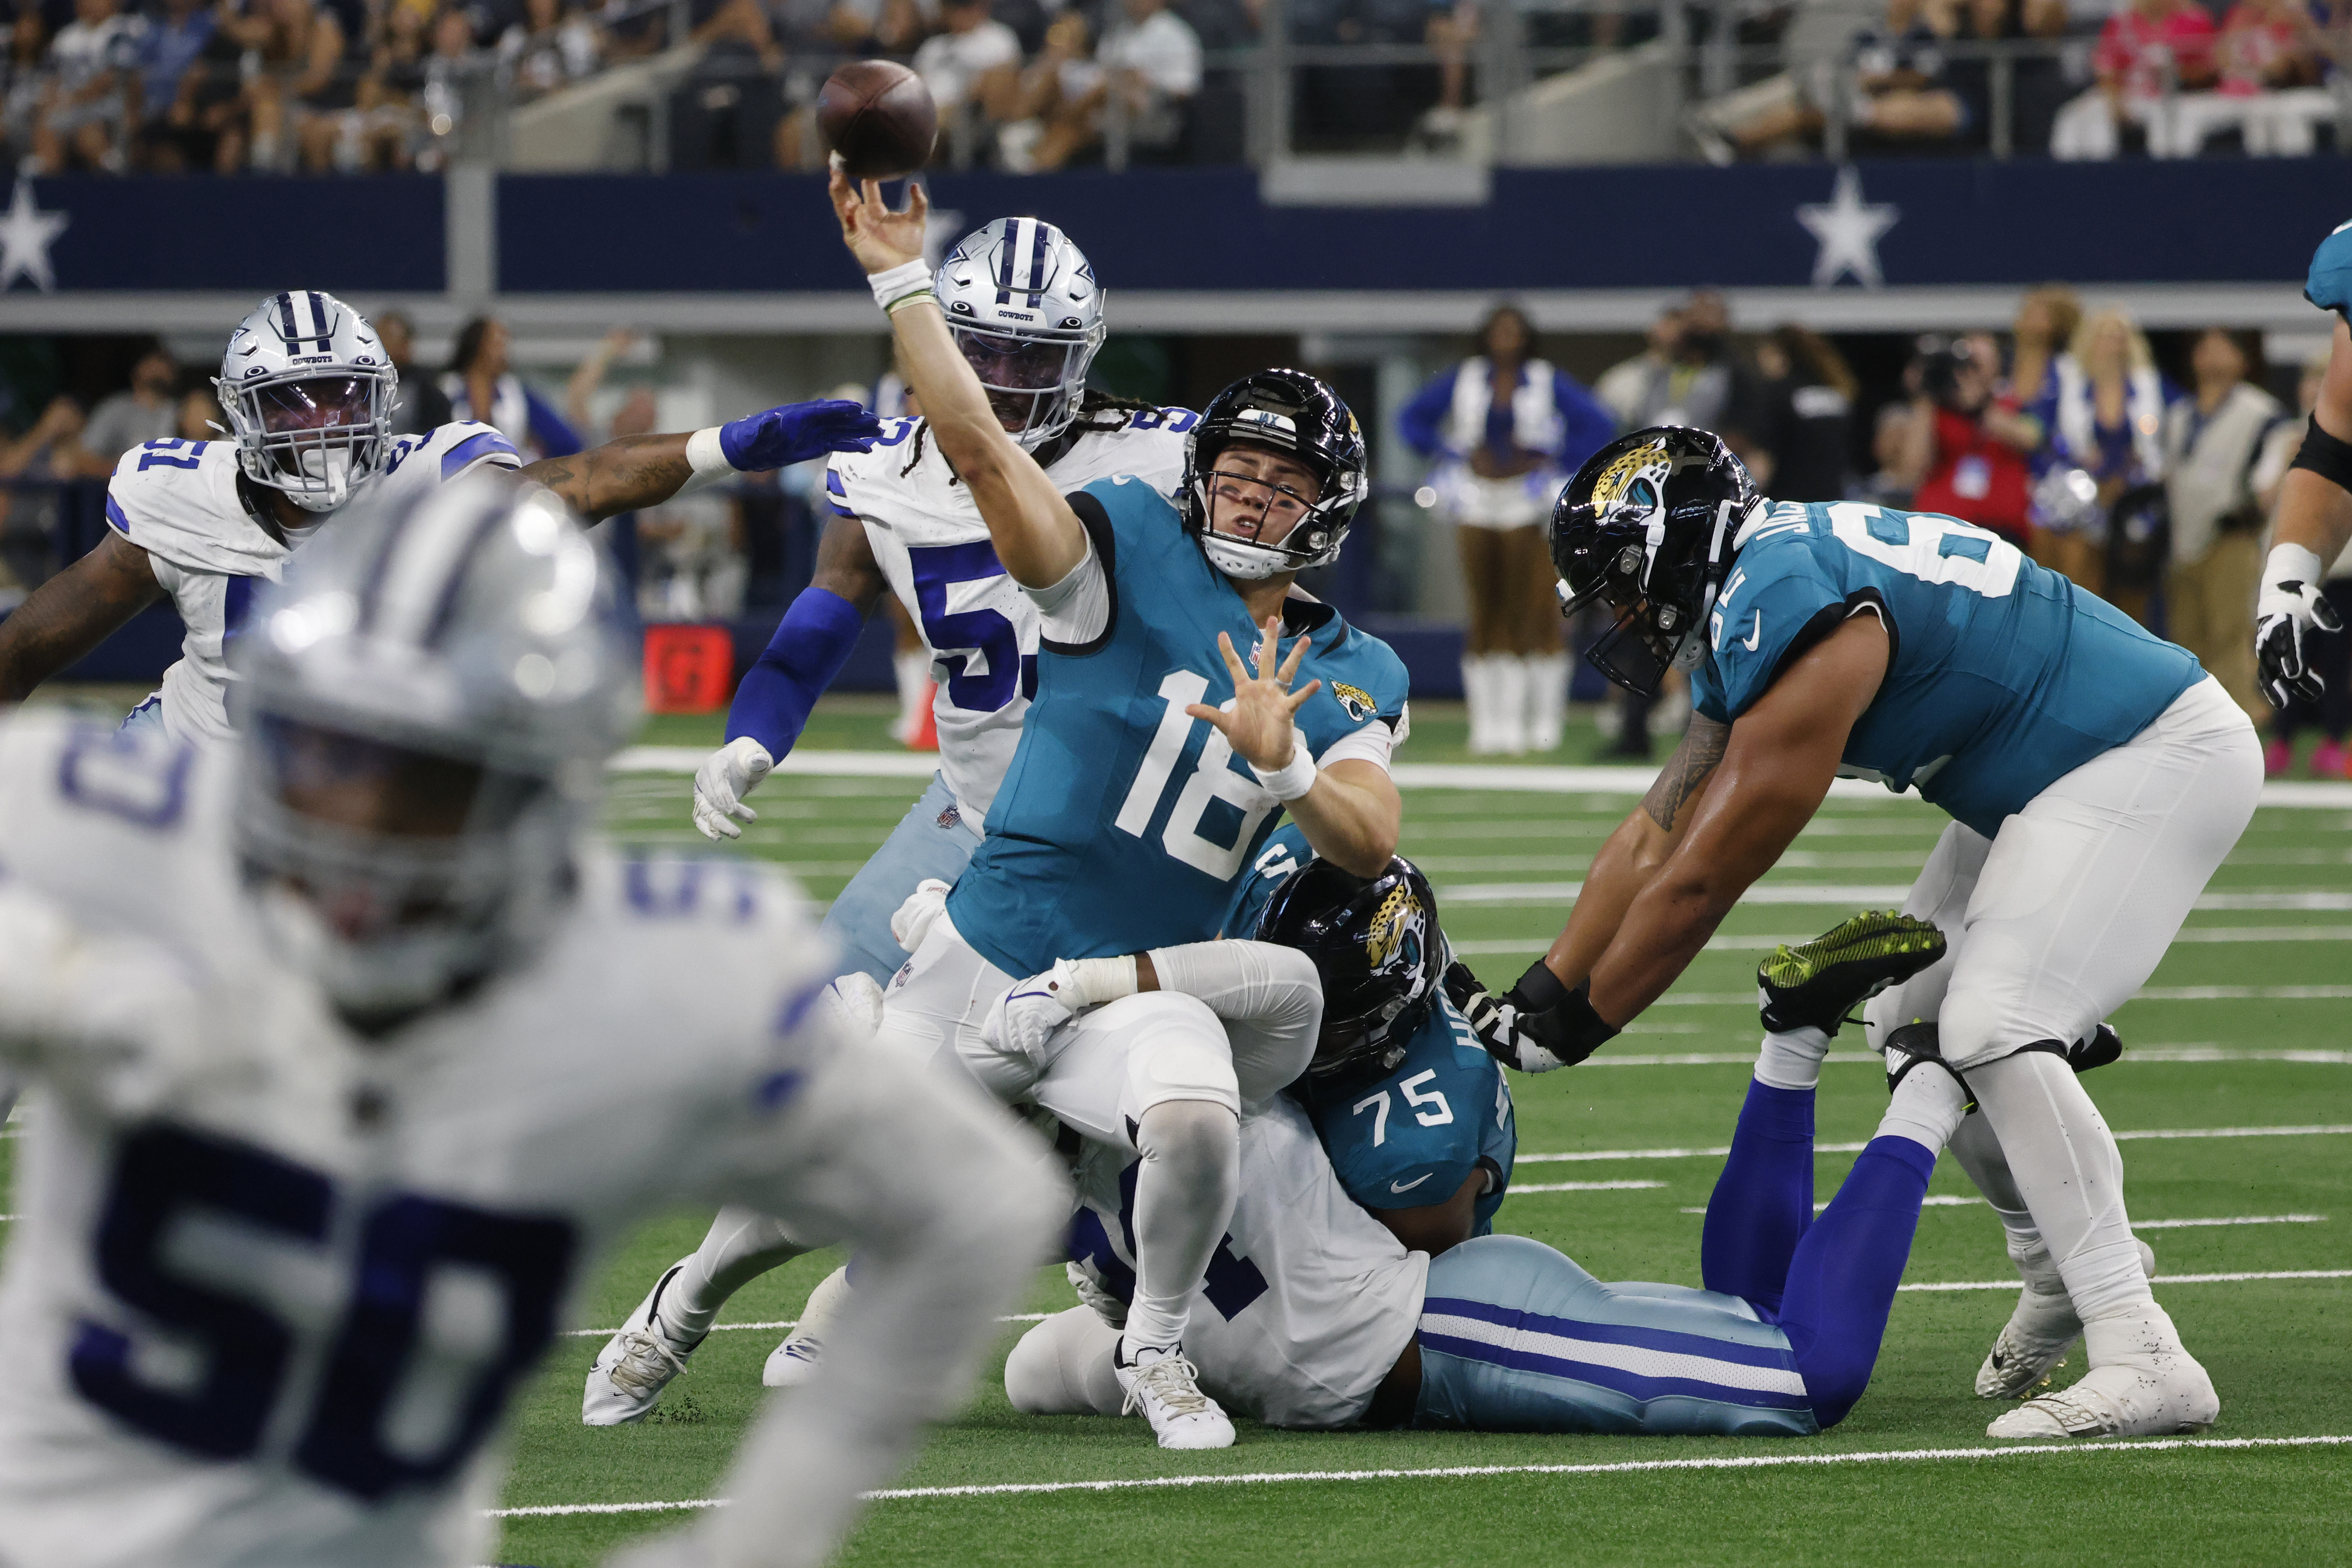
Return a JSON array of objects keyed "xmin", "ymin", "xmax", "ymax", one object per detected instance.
[{"xmin": 817, "ymin": 59, "xmax": 938, "ymax": 180}]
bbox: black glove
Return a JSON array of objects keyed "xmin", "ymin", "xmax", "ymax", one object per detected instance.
[{"xmin": 1446, "ymin": 958, "xmax": 1618, "ymax": 1074}]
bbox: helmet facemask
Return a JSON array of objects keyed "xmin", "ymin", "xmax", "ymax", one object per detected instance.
[
  {"xmin": 222, "ymin": 367, "xmax": 396, "ymax": 513},
  {"xmin": 950, "ymin": 321, "xmax": 1104, "ymax": 450}
]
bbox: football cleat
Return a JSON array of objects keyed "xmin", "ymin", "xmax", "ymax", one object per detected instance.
[
  {"xmin": 1976, "ymin": 1238, "xmax": 2159, "ymax": 1399},
  {"xmin": 1115, "ymin": 1343, "xmax": 1235, "ymax": 1449},
  {"xmin": 2070, "ymin": 1022, "xmax": 2124, "ymax": 1073},
  {"xmin": 1881, "ymin": 1021, "xmax": 1974, "ymax": 1104},
  {"xmin": 1758, "ymin": 912, "xmax": 1945, "ymax": 1036},
  {"xmin": 763, "ymin": 1264, "xmax": 852, "ymax": 1389},
  {"xmin": 583, "ymin": 1261, "xmax": 704, "ymax": 1426},
  {"xmin": 1986, "ymin": 1348, "xmax": 2218, "ymax": 1439}
]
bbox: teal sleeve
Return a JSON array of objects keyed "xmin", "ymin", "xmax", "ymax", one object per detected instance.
[
  {"xmin": 1706, "ymin": 555, "xmax": 1849, "ymax": 719},
  {"xmin": 2307, "ymin": 220, "xmax": 2352, "ymax": 319}
]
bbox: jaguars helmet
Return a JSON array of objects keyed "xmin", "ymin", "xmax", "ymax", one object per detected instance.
[
  {"xmin": 1179, "ymin": 368, "xmax": 1369, "ymax": 581},
  {"xmin": 231, "ymin": 472, "xmax": 639, "ymax": 1024},
  {"xmin": 216, "ymin": 289, "xmax": 399, "ymax": 513},
  {"xmin": 1256, "ymin": 852, "xmax": 1444, "ymax": 1082},
  {"xmin": 935, "ymin": 216, "xmax": 1107, "ymax": 450},
  {"xmin": 1550, "ymin": 426, "xmax": 1761, "ymax": 697}
]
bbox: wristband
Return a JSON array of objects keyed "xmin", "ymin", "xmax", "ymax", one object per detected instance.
[
  {"xmin": 1512, "ymin": 957, "xmax": 1571, "ymax": 1013},
  {"xmin": 867, "ymin": 259, "xmax": 935, "ymax": 316},
  {"xmin": 2265, "ymin": 541, "xmax": 2325, "ymax": 593},
  {"xmin": 1252, "ymin": 739, "xmax": 1318, "ymax": 801},
  {"xmin": 1056, "ymin": 955, "xmax": 1139, "ymax": 1009},
  {"xmin": 685, "ymin": 424, "xmax": 732, "ymax": 479}
]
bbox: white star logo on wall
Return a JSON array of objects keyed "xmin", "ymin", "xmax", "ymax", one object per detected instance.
[
  {"xmin": 0, "ymin": 178, "xmax": 66, "ymax": 293},
  {"xmin": 1795, "ymin": 166, "xmax": 1898, "ymax": 289}
]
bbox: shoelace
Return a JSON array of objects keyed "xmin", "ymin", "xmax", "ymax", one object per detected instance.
[
  {"xmin": 782, "ymin": 1333, "xmax": 823, "ymax": 1363},
  {"xmin": 1123, "ymin": 1354, "xmax": 1212, "ymax": 1419},
  {"xmin": 607, "ymin": 1328, "xmax": 690, "ymax": 1398}
]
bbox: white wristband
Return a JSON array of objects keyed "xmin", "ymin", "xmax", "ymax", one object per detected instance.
[
  {"xmin": 868, "ymin": 259, "xmax": 935, "ymax": 316},
  {"xmin": 1056, "ymin": 955, "xmax": 1139, "ymax": 1009},
  {"xmin": 2266, "ymin": 542, "xmax": 2325, "ymax": 591},
  {"xmin": 675, "ymin": 425, "xmax": 734, "ymax": 495},
  {"xmin": 1252, "ymin": 739, "xmax": 1318, "ymax": 802}
]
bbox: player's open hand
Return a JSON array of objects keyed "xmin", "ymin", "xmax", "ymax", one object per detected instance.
[
  {"xmin": 1189, "ymin": 614, "xmax": 1321, "ymax": 773},
  {"xmin": 829, "ymin": 166, "xmax": 928, "ymax": 276}
]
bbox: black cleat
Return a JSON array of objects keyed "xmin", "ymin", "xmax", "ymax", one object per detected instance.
[
  {"xmin": 1758, "ymin": 911, "xmax": 1947, "ymax": 1036},
  {"xmin": 2069, "ymin": 1022, "xmax": 2124, "ymax": 1074},
  {"xmin": 1883, "ymin": 1021, "xmax": 1976, "ymax": 1107}
]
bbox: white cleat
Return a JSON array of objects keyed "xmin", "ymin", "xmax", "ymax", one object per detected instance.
[
  {"xmin": 763, "ymin": 1264, "xmax": 852, "ymax": 1389},
  {"xmin": 1115, "ymin": 1344, "xmax": 1235, "ymax": 1450},
  {"xmin": 1976, "ymin": 1239, "xmax": 2157, "ymax": 1400},
  {"xmin": 583, "ymin": 1261, "xmax": 704, "ymax": 1426},
  {"xmin": 1986, "ymin": 1305, "xmax": 2218, "ymax": 1440}
]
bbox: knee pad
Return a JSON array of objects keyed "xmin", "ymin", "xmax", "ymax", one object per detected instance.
[
  {"xmin": 1004, "ymin": 1307, "xmax": 1124, "ymax": 1415},
  {"xmin": 1118, "ymin": 993, "xmax": 1240, "ymax": 1124}
]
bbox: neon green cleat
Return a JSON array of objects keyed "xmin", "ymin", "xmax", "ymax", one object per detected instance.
[{"xmin": 1757, "ymin": 910, "xmax": 1947, "ymax": 1036}]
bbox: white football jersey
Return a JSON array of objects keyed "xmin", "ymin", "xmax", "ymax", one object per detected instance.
[
  {"xmin": 104, "ymin": 424, "xmax": 524, "ymax": 746},
  {"xmin": 0, "ymin": 713, "xmax": 857, "ymax": 1568},
  {"xmin": 1067, "ymin": 1094, "xmax": 1425, "ymax": 1429},
  {"xmin": 826, "ymin": 408, "xmax": 1194, "ymax": 823}
]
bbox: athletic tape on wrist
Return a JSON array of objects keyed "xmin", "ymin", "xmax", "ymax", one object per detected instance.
[
  {"xmin": 868, "ymin": 259, "xmax": 936, "ymax": 317},
  {"xmin": 676, "ymin": 425, "xmax": 734, "ymax": 494},
  {"xmin": 2266, "ymin": 541, "xmax": 2325, "ymax": 594},
  {"xmin": 1059, "ymin": 955, "xmax": 1140, "ymax": 1009},
  {"xmin": 1253, "ymin": 740, "xmax": 1318, "ymax": 801}
]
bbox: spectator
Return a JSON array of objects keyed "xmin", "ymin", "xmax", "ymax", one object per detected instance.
[
  {"xmin": 1398, "ymin": 303, "xmax": 1616, "ymax": 756},
  {"xmin": 1755, "ymin": 324, "xmax": 1856, "ymax": 503},
  {"xmin": 1602, "ymin": 291, "xmax": 1766, "ymax": 467},
  {"xmin": 443, "ymin": 315, "xmax": 582, "ymax": 459},
  {"xmin": 159, "ymin": 3, "xmax": 257, "ymax": 172},
  {"xmin": 2051, "ymin": 0, "xmax": 2217, "ymax": 157},
  {"xmin": 2033, "ymin": 305, "xmax": 2170, "ymax": 596},
  {"xmin": 130, "ymin": 0, "xmax": 213, "ymax": 168},
  {"xmin": 354, "ymin": 0, "xmax": 431, "ymax": 172},
  {"xmin": 375, "ymin": 308, "xmax": 453, "ymax": 434},
  {"xmin": 1593, "ymin": 306, "xmax": 1681, "ymax": 429},
  {"xmin": 1025, "ymin": 0, "xmax": 1198, "ymax": 169},
  {"xmin": 912, "ymin": 0, "xmax": 1022, "ymax": 151},
  {"xmin": 1844, "ymin": 0, "xmax": 1975, "ymax": 151},
  {"xmin": 77, "ymin": 345, "xmax": 178, "ymax": 471},
  {"xmin": 32, "ymin": 0, "xmax": 144, "ymax": 174},
  {"xmin": 500, "ymin": 0, "xmax": 601, "ymax": 100},
  {"xmin": 993, "ymin": 9, "xmax": 1093, "ymax": 171},
  {"xmin": 2162, "ymin": 328, "xmax": 2281, "ymax": 720},
  {"xmin": 2002, "ymin": 283, "xmax": 2080, "ymax": 431},
  {"xmin": 2217, "ymin": 0, "xmax": 2320, "ymax": 91},
  {"xmin": 0, "ymin": 396, "xmax": 89, "ymax": 598},
  {"xmin": 562, "ymin": 324, "xmax": 638, "ymax": 436},
  {"xmin": 243, "ymin": 0, "xmax": 361, "ymax": 172},
  {"xmin": 1899, "ymin": 331, "xmax": 2038, "ymax": 548},
  {"xmin": 415, "ymin": 3, "xmax": 482, "ymax": 170},
  {"xmin": 1417, "ymin": 0, "xmax": 1474, "ymax": 149},
  {"xmin": 2254, "ymin": 351, "xmax": 2349, "ymax": 778},
  {"xmin": 0, "ymin": 7, "xmax": 49, "ymax": 172},
  {"xmin": 1852, "ymin": 400, "xmax": 1921, "ymax": 509},
  {"xmin": 176, "ymin": 383, "xmax": 224, "ymax": 441}
]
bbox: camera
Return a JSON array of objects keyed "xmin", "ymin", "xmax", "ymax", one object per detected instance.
[{"xmin": 1910, "ymin": 335, "xmax": 1979, "ymax": 411}]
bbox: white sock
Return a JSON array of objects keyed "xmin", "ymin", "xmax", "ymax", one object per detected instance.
[
  {"xmin": 1528, "ymin": 651, "xmax": 1568, "ymax": 751},
  {"xmin": 664, "ymin": 1206, "xmax": 810, "ymax": 1342},
  {"xmin": 1753, "ymin": 1025, "xmax": 1830, "ymax": 1091},
  {"xmin": 1119, "ymin": 1099, "xmax": 1239, "ymax": 1356},
  {"xmin": 1492, "ymin": 656, "xmax": 1531, "ymax": 754},
  {"xmin": 1877, "ymin": 1061, "xmax": 1971, "ymax": 1157},
  {"xmin": 1969, "ymin": 1050, "xmax": 2151, "ymax": 1323},
  {"xmin": 1460, "ymin": 655, "xmax": 1493, "ymax": 752}
]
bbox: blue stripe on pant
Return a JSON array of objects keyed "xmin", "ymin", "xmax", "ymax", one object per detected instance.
[
  {"xmin": 820, "ymin": 771, "xmax": 984, "ymax": 985},
  {"xmin": 1414, "ymin": 1234, "xmax": 1820, "ymax": 1437}
]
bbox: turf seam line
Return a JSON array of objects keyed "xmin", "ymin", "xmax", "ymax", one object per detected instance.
[
  {"xmin": 562, "ymin": 1312, "xmax": 1051, "ymax": 1340},
  {"xmin": 1518, "ymin": 1124, "xmax": 2352, "ymax": 1163},
  {"xmin": 486, "ymin": 1434, "xmax": 2352, "ymax": 1515}
]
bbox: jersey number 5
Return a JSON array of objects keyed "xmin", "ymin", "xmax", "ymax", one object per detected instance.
[
  {"xmin": 908, "ymin": 541, "xmax": 1036, "ymax": 713},
  {"xmin": 1112, "ymin": 670, "xmax": 1281, "ymax": 881}
]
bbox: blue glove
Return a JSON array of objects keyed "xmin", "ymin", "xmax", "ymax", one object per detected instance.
[{"xmin": 718, "ymin": 398, "xmax": 882, "ymax": 472}]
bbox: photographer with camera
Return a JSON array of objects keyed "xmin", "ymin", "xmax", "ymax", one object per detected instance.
[{"xmin": 1897, "ymin": 331, "xmax": 2040, "ymax": 548}]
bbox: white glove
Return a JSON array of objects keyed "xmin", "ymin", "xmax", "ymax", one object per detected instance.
[
  {"xmin": 888, "ymin": 878, "xmax": 954, "ymax": 957},
  {"xmin": 690, "ymin": 736, "xmax": 774, "ymax": 842},
  {"xmin": 1066, "ymin": 1261, "xmax": 1129, "ymax": 1328},
  {"xmin": 981, "ymin": 956, "xmax": 1140, "ymax": 1068},
  {"xmin": 2256, "ymin": 543, "xmax": 2345, "ymax": 709},
  {"xmin": 818, "ymin": 971, "xmax": 887, "ymax": 1043}
]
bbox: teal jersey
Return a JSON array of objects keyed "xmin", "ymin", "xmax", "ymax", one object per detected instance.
[
  {"xmin": 1694, "ymin": 500, "xmax": 2202, "ymax": 839},
  {"xmin": 2307, "ymin": 217, "xmax": 2352, "ymax": 320},
  {"xmin": 1229, "ymin": 824, "xmax": 1515, "ymax": 1234},
  {"xmin": 947, "ymin": 478, "xmax": 1410, "ymax": 978}
]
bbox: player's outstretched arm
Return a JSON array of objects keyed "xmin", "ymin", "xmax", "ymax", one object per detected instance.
[
  {"xmin": 0, "ymin": 532, "xmax": 164, "ymax": 702},
  {"xmin": 2258, "ymin": 316, "xmax": 2352, "ymax": 708},
  {"xmin": 829, "ymin": 169, "xmax": 1089, "ymax": 588},
  {"xmin": 519, "ymin": 399, "xmax": 881, "ymax": 524},
  {"xmin": 694, "ymin": 516, "xmax": 892, "ymax": 840},
  {"xmin": 631, "ymin": 1039, "xmax": 1063, "ymax": 1568}
]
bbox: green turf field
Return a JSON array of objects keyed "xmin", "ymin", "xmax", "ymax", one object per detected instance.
[{"xmin": 4, "ymin": 691, "xmax": 2348, "ymax": 1567}]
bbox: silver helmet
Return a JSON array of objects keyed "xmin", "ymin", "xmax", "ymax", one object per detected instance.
[
  {"xmin": 217, "ymin": 290, "xmax": 399, "ymax": 513},
  {"xmin": 230, "ymin": 472, "xmax": 639, "ymax": 1024},
  {"xmin": 935, "ymin": 217, "xmax": 1107, "ymax": 450}
]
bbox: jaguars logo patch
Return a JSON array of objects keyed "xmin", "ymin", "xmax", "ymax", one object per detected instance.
[
  {"xmin": 1363, "ymin": 884, "xmax": 1425, "ymax": 975},
  {"xmin": 1589, "ymin": 438, "xmax": 1674, "ymax": 513},
  {"xmin": 1331, "ymin": 682, "xmax": 1375, "ymax": 722}
]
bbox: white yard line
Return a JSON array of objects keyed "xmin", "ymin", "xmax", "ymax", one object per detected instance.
[
  {"xmin": 1442, "ymin": 884, "xmax": 2352, "ymax": 911},
  {"xmin": 1898, "ymin": 1269, "xmax": 2352, "ymax": 1292},
  {"xmin": 1543, "ymin": 1048, "xmax": 2351, "ymax": 1067},
  {"xmin": 563, "ymin": 1311, "xmax": 1051, "ymax": 1340},
  {"xmin": 1518, "ymin": 1124, "xmax": 2352, "ymax": 1163},
  {"xmin": 2132, "ymin": 1214, "xmax": 2329, "ymax": 1229},
  {"xmin": 1453, "ymin": 928, "xmax": 2352, "ymax": 957},
  {"xmin": 486, "ymin": 1433, "xmax": 2352, "ymax": 1517},
  {"xmin": 1508, "ymin": 1180, "xmax": 1666, "ymax": 1194}
]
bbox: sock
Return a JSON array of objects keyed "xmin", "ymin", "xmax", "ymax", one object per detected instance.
[
  {"xmin": 1969, "ymin": 1050, "xmax": 2149, "ymax": 1322},
  {"xmin": 1460, "ymin": 654, "xmax": 1494, "ymax": 751},
  {"xmin": 1119, "ymin": 1100, "xmax": 1239, "ymax": 1356},
  {"xmin": 1699, "ymin": 1078, "xmax": 1815, "ymax": 1311},
  {"xmin": 1777, "ymin": 1136, "xmax": 1937, "ymax": 1428},
  {"xmin": 1493, "ymin": 657, "xmax": 1531, "ymax": 753},
  {"xmin": 1754, "ymin": 1025, "xmax": 1831, "ymax": 1091},
  {"xmin": 1529, "ymin": 651, "xmax": 1569, "ymax": 751},
  {"xmin": 664, "ymin": 1206, "xmax": 810, "ymax": 1342},
  {"xmin": 893, "ymin": 649, "xmax": 931, "ymax": 743},
  {"xmin": 1877, "ymin": 1061, "xmax": 1971, "ymax": 1157}
]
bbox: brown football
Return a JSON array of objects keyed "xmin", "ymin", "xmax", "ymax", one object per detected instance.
[{"xmin": 817, "ymin": 59, "xmax": 938, "ymax": 180}]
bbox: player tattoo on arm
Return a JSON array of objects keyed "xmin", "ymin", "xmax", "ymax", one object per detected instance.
[
  {"xmin": 519, "ymin": 436, "xmax": 694, "ymax": 523},
  {"xmin": 0, "ymin": 533, "xmax": 164, "ymax": 701},
  {"xmin": 1640, "ymin": 714, "xmax": 1730, "ymax": 833}
]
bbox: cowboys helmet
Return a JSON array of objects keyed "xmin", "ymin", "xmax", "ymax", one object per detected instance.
[
  {"xmin": 1180, "ymin": 369, "xmax": 1370, "ymax": 581},
  {"xmin": 935, "ymin": 216, "xmax": 1107, "ymax": 450},
  {"xmin": 1550, "ymin": 426, "xmax": 1762, "ymax": 697},
  {"xmin": 231, "ymin": 472, "xmax": 639, "ymax": 1024},
  {"xmin": 217, "ymin": 289, "xmax": 399, "ymax": 513},
  {"xmin": 1256, "ymin": 852, "xmax": 1444, "ymax": 1082}
]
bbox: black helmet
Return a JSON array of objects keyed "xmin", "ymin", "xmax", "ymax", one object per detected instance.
[
  {"xmin": 1550, "ymin": 426, "xmax": 1760, "ymax": 697},
  {"xmin": 1256, "ymin": 853, "xmax": 1444, "ymax": 1082},
  {"xmin": 1180, "ymin": 368, "xmax": 1370, "ymax": 581}
]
